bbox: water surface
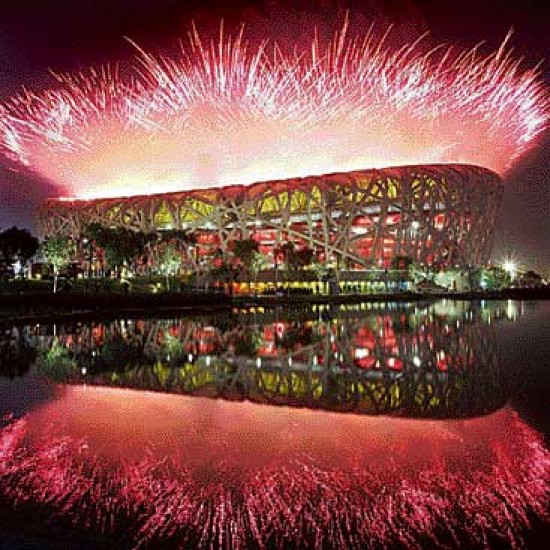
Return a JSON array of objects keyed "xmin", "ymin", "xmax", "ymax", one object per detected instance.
[{"xmin": 0, "ymin": 300, "xmax": 548, "ymax": 549}]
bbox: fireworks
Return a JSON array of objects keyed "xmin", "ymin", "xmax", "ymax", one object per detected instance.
[
  {"xmin": 0, "ymin": 20, "xmax": 548, "ymax": 199},
  {"xmin": 0, "ymin": 388, "xmax": 548, "ymax": 549}
]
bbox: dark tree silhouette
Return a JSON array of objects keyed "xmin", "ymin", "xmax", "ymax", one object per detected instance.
[{"xmin": 0, "ymin": 226, "xmax": 39, "ymax": 276}]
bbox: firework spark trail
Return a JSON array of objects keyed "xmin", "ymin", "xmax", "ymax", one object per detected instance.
[
  {"xmin": 0, "ymin": 406, "xmax": 548, "ymax": 549},
  {"xmin": 0, "ymin": 20, "xmax": 548, "ymax": 199}
]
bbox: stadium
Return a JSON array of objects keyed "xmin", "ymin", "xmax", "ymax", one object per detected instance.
[
  {"xmin": 37, "ymin": 163, "xmax": 503, "ymax": 270},
  {"xmin": 3, "ymin": 22, "xmax": 545, "ymax": 281}
]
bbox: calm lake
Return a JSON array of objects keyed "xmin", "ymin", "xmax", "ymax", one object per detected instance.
[{"xmin": 1, "ymin": 300, "xmax": 549, "ymax": 549}]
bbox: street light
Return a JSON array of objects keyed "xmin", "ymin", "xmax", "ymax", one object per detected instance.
[
  {"xmin": 189, "ymin": 244, "xmax": 200, "ymax": 291},
  {"xmin": 502, "ymin": 259, "xmax": 517, "ymax": 280},
  {"xmin": 408, "ymin": 221, "xmax": 420, "ymax": 263}
]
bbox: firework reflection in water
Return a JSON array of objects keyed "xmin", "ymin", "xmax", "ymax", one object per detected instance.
[{"xmin": 1, "ymin": 386, "xmax": 549, "ymax": 549}]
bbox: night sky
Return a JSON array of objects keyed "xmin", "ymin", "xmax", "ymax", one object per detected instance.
[{"xmin": 0, "ymin": 0, "xmax": 548, "ymax": 273}]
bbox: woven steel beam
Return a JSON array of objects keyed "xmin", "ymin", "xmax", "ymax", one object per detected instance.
[{"xmin": 37, "ymin": 163, "xmax": 503, "ymax": 267}]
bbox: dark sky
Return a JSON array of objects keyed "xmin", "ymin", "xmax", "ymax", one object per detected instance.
[{"xmin": 0, "ymin": 0, "xmax": 548, "ymax": 273}]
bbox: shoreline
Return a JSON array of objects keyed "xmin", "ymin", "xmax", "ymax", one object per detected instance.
[{"xmin": 0, "ymin": 287, "xmax": 548, "ymax": 327}]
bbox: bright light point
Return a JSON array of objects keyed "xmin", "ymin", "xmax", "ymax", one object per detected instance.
[{"xmin": 502, "ymin": 259, "xmax": 518, "ymax": 279}]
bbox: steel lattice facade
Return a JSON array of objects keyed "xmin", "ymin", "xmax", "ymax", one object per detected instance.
[{"xmin": 38, "ymin": 163, "xmax": 503, "ymax": 268}]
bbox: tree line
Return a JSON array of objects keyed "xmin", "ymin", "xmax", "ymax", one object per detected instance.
[
  {"xmin": 0, "ymin": 225, "xmax": 543, "ymax": 294},
  {"xmin": 0, "ymin": 225, "xmax": 329, "ymax": 293}
]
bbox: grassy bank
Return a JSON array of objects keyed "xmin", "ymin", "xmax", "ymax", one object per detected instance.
[
  {"xmin": 0, "ymin": 291, "xmax": 233, "ymax": 327},
  {"xmin": 0, "ymin": 286, "xmax": 548, "ymax": 327}
]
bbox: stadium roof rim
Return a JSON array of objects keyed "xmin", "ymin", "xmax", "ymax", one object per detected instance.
[{"xmin": 47, "ymin": 162, "xmax": 502, "ymax": 203}]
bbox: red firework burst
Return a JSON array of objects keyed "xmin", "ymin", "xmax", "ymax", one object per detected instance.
[{"xmin": 0, "ymin": 19, "xmax": 548, "ymax": 199}]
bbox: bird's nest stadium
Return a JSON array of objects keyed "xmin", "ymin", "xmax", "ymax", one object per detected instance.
[{"xmin": 37, "ymin": 163, "xmax": 503, "ymax": 269}]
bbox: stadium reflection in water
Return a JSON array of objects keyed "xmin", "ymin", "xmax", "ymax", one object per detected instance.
[{"xmin": 1, "ymin": 300, "xmax": 549, "ymax": 549}]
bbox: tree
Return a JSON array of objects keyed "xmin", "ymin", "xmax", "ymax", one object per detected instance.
[
  {"xmin": 476, "ymin": 266, "xmax": 511, "ymax": 290},
  {"xmin": 159, "ymin": 229, "xmax": 197, "ymax": 270},
  {"xmin": 434, "ymin": 268, "xmax": 462, "ymax": 291},
  {"xmin": 390, "ymin": 255, "xmax": 413, "ymax": 271},
  {"xmin": 250, "ymin": 252, "xmax": 268, "ymax": 291},
  {"xmin": 311, "ymin": 261, "xmax": 330, "ymax": 294},
  {"xmin": 85, "ymin": 223, "xmax": 146, "ymax": 276},
  {"xmin": 275, "ymin": 242, "xmax": 294, "ymax": 270},
  {"xmin": 409, "ymin": 262, "xmax": 432, "ymax": 285},
  {"xmin": 296, "ymin": 246, "xmax": 315, "ymax": 269},
  {"xmin": 519, "ymin": 270, "xmax": 543, "ymax": 288},
  {"xmin": 158, "ymin": 244, "xmax": 182, "ymax": 291},
  {"xmin": 138, "ymin": 229, "xmax": 197, "ymax": 275},
  {"xmin": 41, "ymin": 236, "xmax": 76, "ymax": 293},
  {"xmin": 275, "ymin": 243, "xmax": 314, "ymax": 281},
  {"xmin": 232, "ymin": 238, "xmax": 259, "ymax": 292},
  {"xmin": 275, "ymin": 243, "xmax": 296, "ymax": 270},
  {"xmin": 0, "ymin": 226, "xmax": 39, "ymax": 277},
  {"xmin": 233, "ymin": 238, "xmax": 259, "ymax": 265},
  {"xmin": 208, "ymin": 260, "xmax": 238, "ymax": 295}
]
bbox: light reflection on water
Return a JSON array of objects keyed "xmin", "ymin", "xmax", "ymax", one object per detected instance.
[
  {"xmin": 0, "ymin": 300, "xmax": 548, "ymax": 548},
  {"xmin": 5, "ymin": 300, "xmax": 513, "ymax": 418}
]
